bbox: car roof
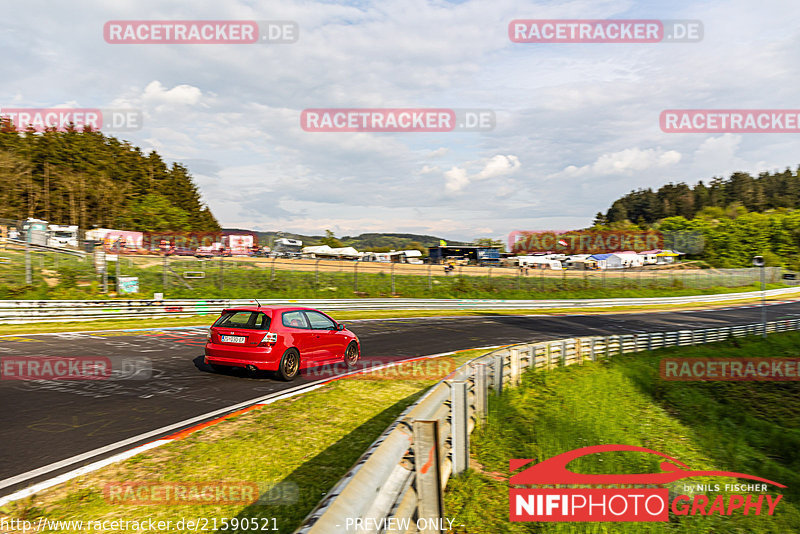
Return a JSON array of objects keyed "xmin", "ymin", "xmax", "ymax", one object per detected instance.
[{"xmin": 220, "ymin": 305, "xmax": 321, "ymax": 314}]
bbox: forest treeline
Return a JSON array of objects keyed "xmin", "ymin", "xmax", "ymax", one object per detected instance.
[
  {"xmin": 0, "ymin": 121, "xmax": 219, "ymax": 232},
  {"xmin": 596, "ymin": 168, "xmax": 800, "ymax": 269}
]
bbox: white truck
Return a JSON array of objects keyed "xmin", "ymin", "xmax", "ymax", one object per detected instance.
[{"xmin": 47, "ymin": 225, "xmax": 79, "ymax": 248}]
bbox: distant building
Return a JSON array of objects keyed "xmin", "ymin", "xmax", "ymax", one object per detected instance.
[
  {"xmin": 274, "ymin": 238, "xmax": 303, "ymax": 256},
  {"xmin": 639, "ymin": 249, "xmax": 682, "ymax": 265},
  {"xmin": 428, "ymin": 245, "xmax": 502, "ymax": 265}
]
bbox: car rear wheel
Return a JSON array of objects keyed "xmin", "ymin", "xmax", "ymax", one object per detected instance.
[
  {"xmin": 344, "ymin": 342, "xmax": 359, "ymax": 368},
  {"xmin": 277, "ymin": 348, "xmax": 300, "ymax": 381}
]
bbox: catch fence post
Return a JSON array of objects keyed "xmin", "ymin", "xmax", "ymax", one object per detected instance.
[
  {"xmin": 217, "ymin": 254, "xmax": 222, "ymax": 291},
  {"xmin": 413, "ymin": 420, "xmax": 444, "ymax": 533},
  {"xmin": 270, "ymin": 257, "xmax": 276, "ymax": 281},
  {"xmin": 391, "ymin": 262, "xmax": 395, "ymax": 294},
  {"xmin": 25, "ymin": 240, "xmax": 31, "ymax": 285},
  {"xmin": 353, "ymin": 261, "xmax": 358, "ymax": 292},
  {"xmin": 428, "ymin": 263, "xmax": 432, "ymax": 291}
]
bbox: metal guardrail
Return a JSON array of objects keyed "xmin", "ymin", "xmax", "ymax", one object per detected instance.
[
  {"xmin": 0, "ymin": 287, "xmax": 798, "ymax": 324},
  {"xmin": 295, "ymin": 317, "xmax": 800, "ymax": 533},
  {"xmin": 5, "ymin": 239, "xmax": 87, "ymax": 258}
]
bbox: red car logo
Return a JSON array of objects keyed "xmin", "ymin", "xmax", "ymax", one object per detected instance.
[{"xmin": 510, "ymin": 444, "xmax": 785, "ymax": 487}]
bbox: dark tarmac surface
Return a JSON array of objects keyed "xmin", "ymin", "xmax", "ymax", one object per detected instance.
[{"xmin": 2, "ymin": 299, "xmax": 799, "ymax": 497}]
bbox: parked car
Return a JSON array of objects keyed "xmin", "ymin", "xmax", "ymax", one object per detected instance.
[
  {"xmin": 168, "ymin": 247, "xmax": 196, "ymax": 257},
  {"xmin": 203, "ymin": 306, "xmax": 360, "ymax": 380}
]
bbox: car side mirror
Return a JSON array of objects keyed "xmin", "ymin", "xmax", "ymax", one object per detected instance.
[{"xmin": 336, "ymin": 323, "xmax": 345, "ymax": 331}]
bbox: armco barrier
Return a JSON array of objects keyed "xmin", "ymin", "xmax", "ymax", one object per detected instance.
[
  {"xmin": 294, "ymin": 317, "xmax": 800, "ymax": 533},
  {"xmin": 0, "ymin": 287, "xmax": 798, "ymax": 324}
]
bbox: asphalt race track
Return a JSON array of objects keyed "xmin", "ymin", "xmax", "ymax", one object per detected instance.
[{"xmin": 2, "ymin": 300, "xmax": 800, "ymax": 498}]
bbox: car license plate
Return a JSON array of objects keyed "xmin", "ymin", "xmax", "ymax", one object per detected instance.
[{"xmin": 221, "ymin": 335, "xmax": 246, "ymax": 344}]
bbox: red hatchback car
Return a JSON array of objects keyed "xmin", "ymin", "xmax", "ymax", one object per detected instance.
[{"xmin": 203, "ymin": 305, "xmax": 360, "ymax": 380}]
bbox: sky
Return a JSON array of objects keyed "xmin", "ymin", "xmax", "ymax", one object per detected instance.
[{"xmin": 3, "ymin": 0, "xmax": 800, "ymax": 241}]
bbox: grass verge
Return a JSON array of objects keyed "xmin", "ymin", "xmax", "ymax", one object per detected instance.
[
  {"xmin": 0, "ymin": 348, "xmax": 491, "ymax": 534},
  {"xmin": 444, "ymin": 332, "xmax": 800, "ymax": 533}
]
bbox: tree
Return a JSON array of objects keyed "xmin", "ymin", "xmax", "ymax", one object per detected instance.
[
  {"xmin": 321, "ymin": 229, "xmax": 344, "ymax": 248},
  {"xmin": 119, "ymin": 194, "xmax": 191, "ymax": 232}
]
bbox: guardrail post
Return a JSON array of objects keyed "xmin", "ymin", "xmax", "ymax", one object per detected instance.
[
  {"xmin": 493, "ymin": 355, "xmax": 503, "ymax": 395},
  {"xmin": 510, "ymin": 348, "xmax": 521, "ymax": 386},
  {"xmin": 449, "ymin": 381, "xmax": 469, "ymax": 475},
  {"xmin": 590, "ymin": 338, "xmax": 596, "ymax": 361},
  {"xmin": 474, "ymin": 364, "xmax": 488, "ymax": 422},
  {"xmin": 560, "ymin": 340, "xmax": 567, "ymax": 366},
  {"xmin": 413, "ymin": 420, "xmax": 444, "ymax": 533}
]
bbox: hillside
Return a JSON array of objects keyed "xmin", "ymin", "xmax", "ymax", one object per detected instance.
[
  {"xmin": 596, "ymin": 167, "xmax": 800, "ymax": 269},
  {"xmin": 225, "ymin": 230, "xmax": 469, "ymax": 251},
  {"xmin": 0, "ymin": 123, "xmax": 219, "ymax": 231},
  {"xmin": 602, "ymin": 167, "xmax": 800, "ymax": 225}
]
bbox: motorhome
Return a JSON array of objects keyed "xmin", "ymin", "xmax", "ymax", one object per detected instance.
[{"xmin": 47, "ymin": 225, "xmax": 79, "ymax": 248}]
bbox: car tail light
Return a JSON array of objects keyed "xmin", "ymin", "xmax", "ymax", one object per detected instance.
[
  {"xmin": 206, "ymin": 328, "xmax": 212, "ymax": 341},
  {"xmin": 258, "ymin": 332, "xmax": 278, "ymax": 347}
]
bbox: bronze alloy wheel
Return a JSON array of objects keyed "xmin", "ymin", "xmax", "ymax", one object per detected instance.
[
  {"xmin": 278, "ymin": 349, "xmax": 300, "ymax": 381},
  {"xmin": 345, "ymin": 342, "xmax": 359, "ymax": 368}
]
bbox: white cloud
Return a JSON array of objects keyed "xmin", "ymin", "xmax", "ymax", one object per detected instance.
[
  {"xmin": 142, "ymin": 81, "xmax": 203, "ymax": 106},
  {"xmin": 444, "ymin": 166, "xmax": 470, "ymax": 193},
  {"xmin": 4, "ymin": 0, "xmax": 800, "ymax": 239},
  {"xmin": 444, "ymin": 154, "xmax": 521, "ymax": 193},
  {"xmin": 554, "ymin": 148, "xmax": 682, "ymax": 179}
]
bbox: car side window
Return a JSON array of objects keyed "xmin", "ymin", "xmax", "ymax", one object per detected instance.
[
  {"xmin": 304, "ymin": 311, "xmax": 336, "ymax": 330},
  {"xmin": 282, "ymin": 311, "xmax": 310, "ymax": 329}
]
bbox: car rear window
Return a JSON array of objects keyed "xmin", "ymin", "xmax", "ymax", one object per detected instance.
[{"xmin": 213, "ymin": 311, "xmax": 271, "ymax": 330}]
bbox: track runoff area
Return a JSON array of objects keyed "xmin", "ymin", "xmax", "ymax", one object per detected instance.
[{"xmin": 1, "ymin": 297, "xmax": 800, "ymax": 504}]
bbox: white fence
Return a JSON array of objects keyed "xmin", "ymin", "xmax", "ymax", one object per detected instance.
[
  {"xmin": 0, "ymin": 287, "xmax": 798, "ymax": 324},
  {"xmin": 295, "ymin": 317, "xmax": 800, "ymax": 533}
]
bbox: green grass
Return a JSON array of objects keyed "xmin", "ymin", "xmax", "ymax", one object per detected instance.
[
  {"xmin": 444, "ymin": 333, "xmax": 800, "ymax": 533},
  {"xmin": 0, "ymin": 348, "xmax": 491, "ymax": 534}
]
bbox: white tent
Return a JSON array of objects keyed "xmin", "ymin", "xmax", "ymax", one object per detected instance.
[
  {"xmin": 302, "ymin": 245, "xmax": 333, "ymax": 257},
  {"xmin": 302, "ymin": 245, "xmax": 362, "ymax": 258}
]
